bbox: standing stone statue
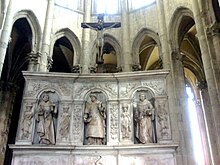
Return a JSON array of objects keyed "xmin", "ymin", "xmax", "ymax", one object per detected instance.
[
  {"xmin": 84, "ymin": 93, "xmax": 106, "ymax": 145},
  {"xmin": 121, "ymin": 103, "xmax": 131, "ymax": 139},
  {"xmin": 35, "ymin": 93, "xmax": 57, "ymax": 144},
  {"xmin": 134, "ymin": 93, "xmax": 155, "ymax": 144}
]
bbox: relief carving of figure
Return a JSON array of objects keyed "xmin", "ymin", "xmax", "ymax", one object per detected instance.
[
  {"xmin": 84, "ymin": 93, "xmax": 106, "ymax": 145},
  {"xmin": 121, "ymin": 103, "xmax": 131, "ymax": 139},
  {"xmin": 35, "ymin": 93, "xmax": 58, "ymax": 144},
  {"xmin": 134, "ymin": 93, "xmax": 155, "ymax": 144},
  {"xmin": 158, "ymin": 109, "xmax": 169, "ymax": 138},
  {"xmin": 21, "ymin": 104, "xmax": 33, "ymax": 139}
]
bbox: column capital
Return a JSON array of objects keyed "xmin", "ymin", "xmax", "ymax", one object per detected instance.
[
  {"xmin": 206, "ymin": 22, "xmax": 220, "ymax": 36},
  {"xmin": 132, "ymin": 64, "xmax": 141, "ymax": 71},
  {"xmin": 47, "ymin": 56, "xmax": 53, "ymax": 71},
  {"xmin": 88, "ymin": 65, "xmax": 97, "ymax": 73},
  {"xmin": 28, "ymin": 52, "xmax": 41, "ymax": 63},
  {"xmin": 72, "ymin": 64, "xmax": 81, "ymax": 73},
  {"xmin": 116, "ymin": 66, "xmax": 122, "ymax": 72},
  {"xmin": 197, "ymin": 80, "xmax": 207, "ymax": 90},
  {"xmin": 171, "ymin": 50, "xmax": 184, "ymax": 62}
]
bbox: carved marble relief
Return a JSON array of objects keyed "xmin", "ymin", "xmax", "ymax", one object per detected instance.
[
  {"xmin": 21, "ymin": 103, "xmax": 34, "ymax": 139},
  {"xmin": 83, "ymin": 92, "xmax": 107, "ymax": 145},
  {"xmin": 33, "ymin": 91, "xmax": 59, "ymax": 145},
  {"xmin": 141, "ymin": 80, "xmax": 166, "ymax": 95},
  {"xmin": 72, "ymin": 104, "xmax": 83, "ymax": 144},
  {"xmin": 59, "ymin": 104, "xmax": 71, "ymax": 141},
  {"xmin": 74, "ymin": 82, "xmax": 117, "ymax": 100},
  {"xmin": 26, "ymin": 80, "xmax": 71, "ymax": 97},
  {"xmin": 120, "ymin": 82, "xmax": 137, "ymax": 98},
  {"xmin": 109, "ymin": 103, "xmax": 119, "ymax": 141},
  {"xmin": 133, "ymin": 90, "xmax": 156, "ymax": 144},
  {"xmin": 121, "ymin": 103, "xmax": 131, "ymax": 140},
  {"xmin": 155, "ymin": 99, "xmax": 171, "ymax": 140}
]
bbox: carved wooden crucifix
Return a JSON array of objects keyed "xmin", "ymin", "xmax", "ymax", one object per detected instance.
[{"xmin": 81, "ymin": 14, "xmax": 121, "ymax": 64}]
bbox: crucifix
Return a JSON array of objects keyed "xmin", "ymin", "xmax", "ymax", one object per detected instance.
[{"xmin": 81, "ymin": 14, "xmax": 121, "ymax": 64}]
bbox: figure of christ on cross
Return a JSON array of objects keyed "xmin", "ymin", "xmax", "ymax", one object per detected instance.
[{"xmin": 81, "ymin": 14, "xmax": 121, "ymax": 64}]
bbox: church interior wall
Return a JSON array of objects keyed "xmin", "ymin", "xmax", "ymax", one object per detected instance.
[{"xmin": 12, "ymin": 0, "xmax": 47, "ymax": 31}]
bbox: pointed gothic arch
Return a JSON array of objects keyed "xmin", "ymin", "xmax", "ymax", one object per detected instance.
[
  {"xmin": 50, "ymin": 28, "xmax": 81, "ymax": 66},
  {"xmin": 169, "ymin": 7, "xmax": 205, "ymax": 81},
  {"xmin": 91, "ymin": 34, "xmax": 121, "ymax": 70},
  {"xmin": 13, "ymin": 10, "xmax": 42, "ymax": 52},
  {"xmin": 169, "ymin": 7, "xmax": 194, "ymax": 50},
  {"xmin": 132, "ymin": 28, "xmax": 161, "ymax": 70}
]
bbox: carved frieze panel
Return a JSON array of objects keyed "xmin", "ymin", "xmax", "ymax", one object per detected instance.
[
  {"xmin": 155, "ymin": 98, "xmax": 172, "ymax": 141},
  {"xmin": 141, "ymin": 79, "xmax": 166, "ymax": 96},
  {"xmin": 109, "ymin": 103, "xmax": 119, "ymax": 142},
  {"xmin": 72, "ymin": 104, "xmax": 83, "ymax": 145},
  {"xmin": 74, "ymin": 82, "xmax": 118, "ymax": 100},
  {"xmin": 26, "ymin": 80, "xmax": 72, "ymax": 97},
  {"xmin": 120, "ymin": 82, "xmax": 138, "ymax": 98}
]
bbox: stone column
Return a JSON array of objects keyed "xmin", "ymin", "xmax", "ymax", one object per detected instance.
[
  {"xmin": 172, "ymin": 51, "xmax": 195, "ymax": 165},
  {"xmin": 192, "ymin": 0, "xmax": 220, "ymax": 164},
  {"xmin": 0, "ymin": 0, "xmax": 14, "ymax": 78},
  {"xmin": 39, "ymin": 0, "xmax": 55, "ymax": 72},
  {"xmin": 0, "ymin": 82, "xmax": 17, "ymax": 164},
  {"xmin": 195, "ymin": 83, "xmax": 212, "ymax": 165},
  {"xmin": 156, "ymin": 0, "xmax": 195, "ymax": 164},
  {"xmin": 198, "ymin": 81, "xmax": 218, "ymax": 164},
  {"xmin": 206, "ymin": 24, "xmax": 220, "ymax": 96},
  {"xmin": 81, "ymin": 0, "xmax": 91, "ymax": 74},
  {"xmin": 120, "ymin": 0, "xmax": 132, "ymax": 72}
]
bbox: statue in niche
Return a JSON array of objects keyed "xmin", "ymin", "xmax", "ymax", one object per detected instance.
[
  {"xmin": 35, "ymin": 92, "xmax": 58, "ymax": 144},
  {"xmin": 84, "ymin": 93, "xmax": 106, "ymax": 145},
  {"xmin": 134, "ymin": 93, "xmax": 155, "ymax": 144},
  {"xmin": 21, "ymin": 104, "xmax": 34, "ymax": 139},
  {"xmin": 121, "ymin": 103, "xmax": 131, "ymax": 139}
]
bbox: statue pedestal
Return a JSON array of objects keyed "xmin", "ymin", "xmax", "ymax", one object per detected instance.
[{"xmin": 10, "ymin": 144, "xmax": 178, "ymax": 165}]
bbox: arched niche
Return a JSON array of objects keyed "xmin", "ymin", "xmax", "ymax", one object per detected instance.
[
  {"xmin": 132, "ymin": 28, "xmax": 162, "ymax": 70},
  {"xmin": 49, "ymin": 28, "xmax": 81, "ymax": 73},
  {"xmin": 91, "ymin": 34, "xmax": 121, "ymax": 73}
]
